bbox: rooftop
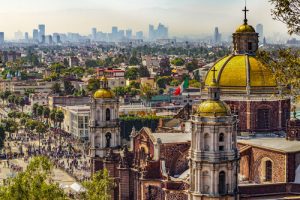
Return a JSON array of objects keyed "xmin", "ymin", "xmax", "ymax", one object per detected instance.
[{"xmin": 238, "ymin": 138, "xmax": 300, "ymax": 153}]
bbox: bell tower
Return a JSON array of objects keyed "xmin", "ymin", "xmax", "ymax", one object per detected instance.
[
  {"xmin": 189, "ymin": 69, "xmax": 240, "ymax": 200},
  {"xmin": 232, "ymin": 5, "xmax": 259, "ymax": 55},
  {"xmin": 89, "ymin": 77, "xmax": 121, "ymax": 173}
]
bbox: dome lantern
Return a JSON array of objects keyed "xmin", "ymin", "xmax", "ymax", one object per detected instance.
[
  {"xmin": 232, "ymin": 5, "xmax": 259, "ymax": 55},
  {"xmin": 93, "ymin": 76, "xmax": 114, "ymax": 99}
]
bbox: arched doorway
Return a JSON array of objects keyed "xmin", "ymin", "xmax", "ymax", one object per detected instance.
[
  {"xmin": 105, "ymin": 132, "xmax": 112, "ymax": 147},
  {"xmin": 218, "ymin": 171, "xmax": 226, "ymax": 195}
]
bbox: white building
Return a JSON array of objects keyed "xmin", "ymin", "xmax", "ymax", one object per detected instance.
[{"xmin": 57, "ymin": 105, "xmax": 90, "ymax": 140}]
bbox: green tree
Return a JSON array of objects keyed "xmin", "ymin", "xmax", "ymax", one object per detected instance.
[
  {"xmin": 50, "ymin": 109, "xmax": 57, "ymax": 127},
  {"xmin": 87, "ymin": 78, "xmax": 100, "ymax": 93},
  {"xmin": 138, "ymin": 66, "xmax": 150, "ymax": 77},
  {"xmin": 270, "ymin": 0, "xmax": 300, "ymax": 35},
  {"xmin": 63, "ymin": 80, "xmax": 75, "ymax": 95},
  {"xmin": 85, "ymin": 60, "xmax": 99, "ymax": 68},
  {"xmin": 55, "ymin": 110, "xmax": 64, "ymax": 147},
  {"xmin": 141, "ymin": 84, "xmax": 158, "ymax": 101},
  {"xmin": 0, "ymin": 156, "xmax": 67, "ymax": 200},
  {"xmin": 32, "ymin": 103, "xmax": 39, "ymax": 117},
  {"xmin": 125, "ymin": 68, "xmax": 139, "ymax": 80},
  {"xmin": 189, "ymin": 79, "xmax": 201, "ymax": 88},
  {"xmin": 37, "ymin": 105, "xmax": 44, "ymax": 120},
  {"xmin": 129, "ymin": 56, "xmax": 140, "ymax": 65},
  {"xmin": 51, "ymin": 82, "xmax": 61, "ymax": 94},
  {"xmin": 82, "ymin": 169, "xmax": 114, "ymax": 200},
  {"xmin": 36, "ymin": 122, "xmax": 48, "ymax": 153},
  {"xmin": 2, "ymin": 118, "xmax": 18, "ymax": 139},
  {"xmin": 112, "ymin": 87, "xmax": 127, "ymax": 97},
  {"xmin": 0, "ymin": 125, "xmax": 5, "ymax": 149},
  {"xmin": 7, "ymin": 94, "xmax": 16, "ymax": 104},
  {"xmin": 171, "ymin": 57, "xmax": 185, "ymax": 66},
  {"xmin": 156, "ymin": 76, "xmax": 172, "ymax": 89},
  {"xmin": 258, "ymin": 49, "xmax": 300, "ymax": 97},
  {"xmin": 17, "ymin": 97, "xmax": 26, "ymax": 112},
  {"xmin": 43, "ymin": 107, "xmax": 50, "ymax": 125}
]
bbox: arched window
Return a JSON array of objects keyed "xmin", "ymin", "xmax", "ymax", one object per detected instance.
[
  {"xmin": 140, "ymin": 147, "xmax": 146, "ymax": 161},
  {"xmin": 265, "ymin": 160, "xmax": 272, "ymax": 181},
  {"xmin": 219, "ymin": 133, "xmax": 224, "ymax": 142},
  {"xmin": 219, "ymin": 133, "xmax": 225, "ymax": 151},
  {"xmin": 202, "ymin": 171, "xmax": 210, "ymax": 194},
  {"xmin": 105, "ymin": 132, "xmax": 112, "ymax": 148},
  {"xmin": 218, "ymin": 171, "xmax": 226, "ymax": 195},
  {"xmin": 257, "ymin": 109, "xmax": 270, "ymax": 129},
  {"xmin": 204, "ymin": 133, "xmax": 210, "ymax": 151},
  {"xmin": 106, "ymin": 108, "xmax": 111, "ymax": 121}
]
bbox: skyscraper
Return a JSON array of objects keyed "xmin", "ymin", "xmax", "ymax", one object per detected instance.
[
  {"xmin": 149, "ymin": 24, "xmax": 154, "ymax": 40},
  {"xmin": 214, "ymin": 27, "xmax": 222, "ymax": 44},
  {"xmin": 112, "ymin": 26, "xmax": 118, "ymax": 41},
  {"xmin": 92, "ymin": 28, "xmax": 97, "ymax": 40},
  {"xmin": 24, "ymin": 32, "xmax": 29, "ymax": 41},
  {"xmin": 33, "ymin": 29, "xmax": 39, "ymax": 41},
  {"xmin": 136, "ymin": 31, "xmax": 143, "ymax": 40},
  {"xmin": 125, "ymin": 29, "xmax": 132, "ymax": 39},
  {"xmin": 256, "ymin": 24, "xmax": 263, "ymax": 41},
  {"xmin": 38, "ymin": 24, "xmax": 46, "ymax": 41},
  {"xmin": 0, "ymin": 32, "xmax": 4, "ymax": 44}
]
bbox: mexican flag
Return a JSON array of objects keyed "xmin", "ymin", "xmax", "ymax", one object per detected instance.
[{"xmin": 174, "ymin": 77, "xmax": 189, "ymax": 96}]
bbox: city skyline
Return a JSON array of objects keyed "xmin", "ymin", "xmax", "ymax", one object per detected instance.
[{"xmin": 0, "ymin": 0, "xmax": 298, "ymax": 39}]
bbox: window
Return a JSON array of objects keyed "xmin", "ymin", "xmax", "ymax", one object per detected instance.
[
  {"xmin": 265, "ymin": 160, "xmax": 272, "ymax": 181},
  {"xmin": 248, "ymin": 42, "xmax": 252, "ymax": 51},
  {"xmin": 105, "ymin": 132, "xmax": 112, "ymax": 148},
  {"xmin": 218, "ymin": 171, "xmax": 226, "ymax": 194},
  {"xmin": 219, "ymin": 146, "xmax": 224, "ymax": 151},
  {"xmin": 219, "ymin": 133, "xmax": 224, "ymax": 142},
  {"xmin": 204, "ymin": 133, "xmax": 210, "ymax": 151},
  {"xmin": 106, "ymin": 108, "xmax": 111, "ymax": 121},
  {"xmin": 257, "ymin": 109, "xmax": 270, "ymax": 129}
]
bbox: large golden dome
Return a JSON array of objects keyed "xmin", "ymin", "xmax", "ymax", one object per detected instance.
[
  {"xmin": 94, "ymin": 88, "xmax": 114, "ymax": 99},
  {"xmin": 236, "ymin": 24, "xmax": 255, "ymax": 33},
  {"xmin": 197, "ymin": 100, "xmax": 231, "ymax": 117},
  {"xmin": 204, "ymin": 55, "xmax": 277, "ymax": 89}
]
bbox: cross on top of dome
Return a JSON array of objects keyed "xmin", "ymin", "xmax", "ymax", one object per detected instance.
[{"xmin": 242, "ymin": 1, "xmax": 249, "ymax": 25}]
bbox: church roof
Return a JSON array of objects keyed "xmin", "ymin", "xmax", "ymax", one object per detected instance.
[
  {"xmin": 204, "ymin": 55, "xmax": 277, "ymax": 89},
  {"xmin": 238, "ymin": 138, "xmax": 300, "ymax": 153},
  {"xmin": 151, "ymin": 132, "xmax": 191, "ymax": 144}
]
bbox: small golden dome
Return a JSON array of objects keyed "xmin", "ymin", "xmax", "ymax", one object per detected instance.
[
  {"xmin": 197, "ymin": 100, "xmax": 231, "ymax": 117},
  {"xmin": 100, "ymin": 76, "xmax": 108, "ymax": 82},
  {"xmin": 94, "ymin": 88, "xmax": 114, "ymax": 99},
  {"xmin": 236, "ymin": 24, "xmax": 255, "ymax": 33}
]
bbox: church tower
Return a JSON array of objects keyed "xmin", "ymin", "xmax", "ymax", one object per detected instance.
[
  {"xmin": 89, "ymin": 77, "xmax": 121, "ymax": 173},
  {"xmin": 232, "ymin": 6, "xmax": 259, "ymax": 55},
  {"xmin": 189, "ymin": 69, "xmax": 239, "ymax": 200}
]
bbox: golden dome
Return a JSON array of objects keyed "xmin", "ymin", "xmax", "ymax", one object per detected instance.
[
  {"xmin": 236, "ymin": 24, "xmax": 256, "ymax": 33},
  {"xmin": 197, "ymin": 100, "xmax": 231, "ymax": 117},
  {"xmin": 205, "ymin": 55, "xmax": 277, "ymax": 89},
  {"xmin": 94, "ymin": 88, "xmax": 114, "ymax": 99},
  {"xmin": 100, "ymin": 76, "xmax": 108, "ymax": 82}
]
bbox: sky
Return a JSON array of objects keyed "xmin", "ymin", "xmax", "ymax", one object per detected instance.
[{"xmin": 0, "ymin": 0, "xmax": 296, "ymax": 39}]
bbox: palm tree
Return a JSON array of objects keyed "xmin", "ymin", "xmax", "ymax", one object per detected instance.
[
  {"xmin": 32, "ymin": 103, "xmax": 39, "ymax": 117},
  {"xmin": 36, "ymin": 122, "xmax": 47, "ymax": 153},
  {"xmin": 18, "ymin": 97, "xmax": 26, "ymax": 112},
  {"xmin": 55, "ymin": 110, "xmax": 64, "ymax": 148},
  {"xmin": 36, "ymin": 105, "xmax": 44, "ymax": 121},
  {"xmin": 43, "ymin": 107, "xmax": 50, "ymax": 125},
  {"xmin": 50, "ymin": 109, "xmax": 57, "ymax": 127}
]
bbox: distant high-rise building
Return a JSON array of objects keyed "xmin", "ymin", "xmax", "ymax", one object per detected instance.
[
  {"xmin": 92, "ymin": 28, "xmax": 97, "ymax": 40},
  {"xmin": 148, "ymin": 23, "xmax": 168, "ymax": 40},
  {"xmin": 14, "ymin": 31, "xmax": 23, "ymax": 41},
  {"xmin": 24, "ymin": 32, "xmax": 29, "ymax": 41},
  {"xmin": 38, "ymin": 24, "xmax": 46, "ymax": 41},
  {"xmin": 111, "ymin": 26, "xmax": 118, "ymax": 41},
  {"xmin": 149, "ymin": 24, "xmax": 154, "ymax": 40},
  {"xmin": 0, "ymin": 32, "xmax": 4, "ymax": 44},
  {"xmin": 214, "ymin": 27, "xmax": 222, "ymax": 44},
  {"xmin": 53, "ymin": 33, "xmax": 61, "ymax": 43},
  {"xmin": 33, "ymin": 29, "xmax": 39, "ymax": 41},
  {"xmin": 136, "ymin": 31, "xmax": 143, "ymax": 40},
  {"xmin": 256, "ymin": 24, "xmax": 264, "ymax": 42},
  {"xmin": 125, "ymin": 29, "xmax": 132, "ymax": 39}
]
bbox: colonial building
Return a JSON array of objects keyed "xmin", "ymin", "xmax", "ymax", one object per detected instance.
[
  {"xmin": 189, "ymin": 74, "xmax": 239, "ymax": 199},
  {"xmin": 89, "ymin": 77, "xmax": 121, "ymax": 173},
  {"xmin": 201, "ymin": 7, "xmax": 290, "ymax": 134},
  {"xmin": 88, "ymin": 6, "xmax": 300, "ymax": 200}
]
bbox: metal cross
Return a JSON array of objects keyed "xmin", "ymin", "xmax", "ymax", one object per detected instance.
[
  {"xmin": 242, "ymin": 1, "xmax": 249, "ymax": 24},
  {"xmin": 211, "ymin": 67, "xmax": 217, "ymax": 82}
]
